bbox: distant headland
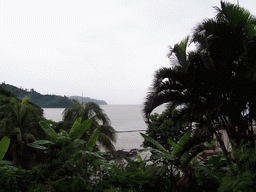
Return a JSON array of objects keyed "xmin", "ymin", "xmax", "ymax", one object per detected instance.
[{"xmin": 0, "ymin": 82, "xmax": 107, "ymax": 108}]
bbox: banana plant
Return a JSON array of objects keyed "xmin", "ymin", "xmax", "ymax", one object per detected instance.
[
  {"xmin": 140, "ymin": 130, "xmax": 216, "ymax": 169},
  {"xmin": 28, "ymin": 117, "xmax": 99, "ymax": 156},
  {"xmin": 139, "ymin": 130, "xmax": 193, "ymax": 162}
]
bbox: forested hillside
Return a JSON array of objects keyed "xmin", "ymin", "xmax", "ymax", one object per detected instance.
[{"xmin": 0, "ymin": 83, "xmax": 107, "ymax": 108}]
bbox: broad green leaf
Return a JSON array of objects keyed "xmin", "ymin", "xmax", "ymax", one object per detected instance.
[
  {"xmin": 0, "ymin": 136, "xmax": 10, "ymax": 161},
  {"xmin": 69, "ymin": 119, "xmax": 92, "ymax": 141},
  {"xmin": 85, "ymin": 128, "xmax": 99, "ymax": 152},
  {"xmin": 69, "ymin": 117, "xmax": 82, "ymax": 136},
  {"xmin": 56, "ymin": 136, "xmax": 70, "ymax": 147},
  {"xmin": 39, "ymin": 121, "xmax": 58, "ymax": 141},
  {"xmin": 140, "ymin": 133, "xmax": 169, "ymax": 154},
  {"xmin": 180, "ymin": 151, "xmax": 190, "ymax": 162},
  {"xmin": 177, "ymin": 130, "xmax": 192, "ymax": 148},
  {"xmin": 168, "ymin": 139, "xmax": 180, "ymax": 154}
]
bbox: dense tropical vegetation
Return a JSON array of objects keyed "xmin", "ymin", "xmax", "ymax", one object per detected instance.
[
  {"xmin": 144, "ymin": 1, "xmax": 256, "ymax": 191},
  {"xmin": 0, "ymin": 1, "xmax": 256, "ymax": 191}
]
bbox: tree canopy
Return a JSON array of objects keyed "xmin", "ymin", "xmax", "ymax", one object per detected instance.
[{"xmin": 144, "ymin": 1, "xmax": 256, "ymax": 156}]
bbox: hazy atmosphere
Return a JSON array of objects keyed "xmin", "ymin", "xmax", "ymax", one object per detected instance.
[{"xmin": 1, "ymin": 0, "xmax": 256, "ymax": 104}]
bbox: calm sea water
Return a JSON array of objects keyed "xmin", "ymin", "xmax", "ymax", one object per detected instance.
[{"xmin": 43, "ymin": 105, "xmax": 165, "ymax": 151}]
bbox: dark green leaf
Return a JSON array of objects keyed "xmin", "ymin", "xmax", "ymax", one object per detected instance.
[
  {"xmin": 39, "ymin": 121, "xmax": 58, "ymax": 141},
  {"xmin": 140, "ymin": 132, "xmax": 169, "ymax": 154},
  {"xmin": 69, "ymin": 119, "xmax": 91, "ymax": 141},
  {"xmin": 0, "ymin": 136, "xmax": 10, "ymax": 161},
  {"xmin": 85, "ymin": 128, "xmax": 99, "ymax": 152}
]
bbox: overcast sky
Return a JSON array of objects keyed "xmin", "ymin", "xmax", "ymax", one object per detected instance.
[{"xmin": 1, "ymin": 0, "xmax": 256, "ymax": 105}]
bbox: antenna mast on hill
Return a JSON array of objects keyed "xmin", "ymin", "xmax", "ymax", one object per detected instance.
[{"xmin": 82, "ymin": 92, "xmax": 83, "ymax": 103}]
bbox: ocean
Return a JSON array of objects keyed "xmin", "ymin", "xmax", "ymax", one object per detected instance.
[{"xmin": 43, "ymin": 105, "xmax": 166, "ymax": 151}]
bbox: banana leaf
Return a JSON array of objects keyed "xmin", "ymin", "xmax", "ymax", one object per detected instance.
[
  {"xmin": 69, "ymin": 119, "xmax": 92, "ymax": 141},
  {"xmin": 168, "ymin": 139, "xmax": 180, "ymax": 154},
  {"xmin": 140, "ymin": 132, "xmax": 169, "ymax": 154},
  {"xmin": 0, "ymin": 136, "xmax": 10, "ymax": 161},
  {"xmin": 59, "ymin": 129, "xmax": 69, "ymax": 137},
  {"xmin": 85, "ymin": 128, "xmax": 99, "ymax": 152},
  {"xmin": 39, "ymin": 121, "xmax": 58, "ymax": 141},
  {"xmin": 177, "ymin": 130, "xmax": 192, "ymax": 148}
]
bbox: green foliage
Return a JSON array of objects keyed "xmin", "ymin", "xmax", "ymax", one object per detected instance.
[
  {"xmin": 25, "ymin": 119, "xmax": 103, "ymax": 191},
  {"xmin": 2, "ymin": 2, "xmax": 256, "ymax": 191},
  {"xmin": 140, "ymin": 132, "xmax": 174, "ymax": 161},
  {"xmin": 95, "ymin": 158, "xmax": 175, "ymax": 192},
  {"xmin": 193, "ymin": 153, "xmax": 227, "ymax": 191},
  {"xmin": 85, "ymin": 129, "xmax": 99, "ymax": 152},
  {"xmin": 144, "ymin": 0, "xmax": 256, "ymax": 158},
  {"xmin": 1, "ymin": 83, "xmax": 108, "ymax": 107},
  {"xmin": 35, "ymin": 118, "xmax": 93, "ymax": 152},
  {"xmin": 0, "ymin": 136, "xmax": 10, "ymax": 160},
  {"xmin": 0, "ymin": 95, "xmax": 46, "ymax": 169},
  {"xmin": 140, "ymin": 130, "xmax": 196, "ymax": 167},
  {"xmin": 219, "ymin": 142, "xmax": 256, "ymax": 192},
  {"xmin": 39, "ymin": 121, "xmax": 58, "ymax": 141},
  {"xmin": 69, "ymin": 117, "xmax": 91, "ymax": 141},
  {"xmin": 62, "ymin": 100, "xmax": 116, "ymax": 151},
  {"xmin": 143, "ymin": 110, "xmax": 188, "ymax": 150}
]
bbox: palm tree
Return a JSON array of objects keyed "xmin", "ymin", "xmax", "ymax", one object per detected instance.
[
  {"xmin": 144, "ymin": 1, "xmax": 256, "ymax": 156},
  {"xmin": 0, "ymin": 95, "xmax": 45, "ymax": 169},
  {"xmin": 62, "ymin": 100, "xmax": 116, "ymax": 151},
  {"xmin": 192, "ymin": 1, "xmax": 256, "ymax": 148}
]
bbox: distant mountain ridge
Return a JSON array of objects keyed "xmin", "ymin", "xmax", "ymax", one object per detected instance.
[{"xmin": 0, "ymin": 83, "xmax": 107, "ymax": 108}]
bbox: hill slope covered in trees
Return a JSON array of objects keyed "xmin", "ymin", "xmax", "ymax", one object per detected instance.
[{"xmin": 0, "ymin": 83, "xmax": 107, "ymax": 108}]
